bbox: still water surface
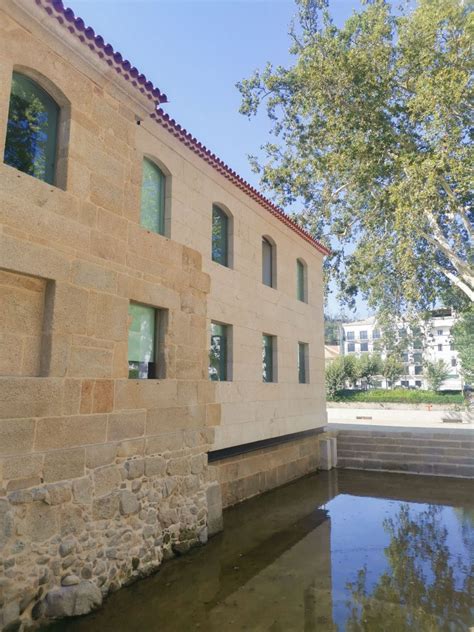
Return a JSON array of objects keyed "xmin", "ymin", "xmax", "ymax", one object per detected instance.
[{"xmin": 47, "ymin": 470, "xmax": 473, "ymax": 631}]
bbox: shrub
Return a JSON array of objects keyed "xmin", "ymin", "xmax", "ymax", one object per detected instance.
[
  {"xmin": 424, "ymin": 360, "xmax": 450, "ymax": 392},
  {"xmin": 328, "ymin": 389, "xmax": 463, "ymax": 404},
  {"xmin": 326, "ymin": 357, "xmax": 347, "ymax": 398}
]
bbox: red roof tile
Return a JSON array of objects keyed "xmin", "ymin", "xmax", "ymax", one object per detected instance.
[{"xmin": 36, "ymin": 0, "xmax": 330, "ymax": 256}]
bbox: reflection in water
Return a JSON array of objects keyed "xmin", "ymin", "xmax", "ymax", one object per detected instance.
[
  {"xmin": 344, "ymin": 504, "xmax": 473, "ymax": 631},
  {"xmin": 45, "ymin": 471, "xmax": 473, "ymax": 632}
]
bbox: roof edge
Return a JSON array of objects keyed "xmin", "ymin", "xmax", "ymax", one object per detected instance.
[
  {"xmin": 37, "ymin": 0, "xmax": 167, "ymax": 107},
  {"xmin": 152, "ymin": 110, "xmax": 330, "ymax": 256}
]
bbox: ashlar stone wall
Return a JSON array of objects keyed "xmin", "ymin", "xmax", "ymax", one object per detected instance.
[{"xmin": 0, "ymin": 4, "xmax": 220, "ymax": 629}]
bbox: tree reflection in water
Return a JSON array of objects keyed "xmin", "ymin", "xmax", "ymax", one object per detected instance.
[{"xmin": 345, "ymin": 504, "xmax": 474, "ymax": 631}]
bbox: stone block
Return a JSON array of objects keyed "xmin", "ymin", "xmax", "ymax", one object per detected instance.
[
  {"xmin": 94, "ymin": 293, "xmax": 128, "ymax": 341},
  {"xmin": 0, "ymin": 378, "xmax": 63, "ymax": 419},
  {"xmin": 116, "ymin": 438, "xmax": 145, "ymax": 458},
  {"xmin": 0, "ymin": 418, "xmax": 36, "ymax": 455},
  {"xmin": 319, "ymin": 439, "xmax": 333, "ymax": 471},
  {"xmin": 71, "ymin": 260, "xmax": 117, "ymax": 292},
  {"xmin": 119, "ymin": 490, "xmax": 139, "ymax": 515},
  {"xmin": 72, "ymin": 478, "xmax": 92, "ymax": 505},
  {"xmin": 144, "ymin": 456, "xmax": 166, "ymax": 477},
  {"xmin": 92, "ymin": 380, "xmax": 114, "ymax": 413},
  {"xmin": 93, "ymin": 465, "xmax": 121, "ymax": 496},
  {"xmin": 60, "ymin": 505, "xmax": 86, "ymax": 536},
  {"xmin": 167, "ymin": 458, "xmax": 191, "ymax": 477},
  {"xmin": 45, "ymin": 482, "xmax": 72, "ymax": 505},
  {"xmin": 124, "ymin": 458, "xmax": 145, "ymax": 479},
  {"xmin": 107, "ymin": 410, "xmax": 146, "ymax": 441},
  {"xmin": 2, "ymin": 454, "xmax": 43, "ymax": 481},
  {"xmin": 44, "ymin": 581, "xmax": 102, "ymax": 618},
  {"xmin": 86, "ymin": 444, "xmax": 116, "ymax": 469},
  {"xmin": 35, "ymin": 414, "xmax": 107, "ymax": 451},
  {"xmin": 22, "ymin": 502, "xmax": 58, "ymax": 542},
  {"xmin": 69, "ymin": 346, "xmax": 113, "ymax": 378},
  {"xmin": 92, "ymin": 493, "xmax": 119, "ymax": 520},
  {"xmin": 43, "ymin": 448, "xmax": 85, "ymax": 483},
  {"xmin": 52, "ymin": 283, "xmax": 89, "ymax": 335},
  {"xmin": 330, "ymin": 437, "xmax": 338, "ymax": 468}
]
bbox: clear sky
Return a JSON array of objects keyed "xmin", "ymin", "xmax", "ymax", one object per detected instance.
[{"xmin": 69, "ymin": 0, "xmax": 367, "ymax": 316}]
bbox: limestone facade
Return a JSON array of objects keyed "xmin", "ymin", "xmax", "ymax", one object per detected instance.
[{"xmin": 0, "ymin": 1, "xmax": 327, "ymax": 629}]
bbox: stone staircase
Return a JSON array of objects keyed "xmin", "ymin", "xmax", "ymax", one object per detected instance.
[{"xmin": 334, "ymin": 427, "xmax": 474, "ymax": 478}]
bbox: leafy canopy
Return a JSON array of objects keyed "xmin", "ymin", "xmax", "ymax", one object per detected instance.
[{"xmin": 238, "ymin": 0, "xmax": 473, "ymax": 314}]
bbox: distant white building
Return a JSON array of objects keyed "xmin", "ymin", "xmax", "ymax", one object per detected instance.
[{"xmin": 340, "ymin": 310, "xmax": 462, "ymax": 390}]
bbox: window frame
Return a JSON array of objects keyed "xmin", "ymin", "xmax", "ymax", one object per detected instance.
[
  {"xmin": 298, "ymin": 342, "xmax": 309, "ymax": 384},
  {"xmin": 127, "ymin": 302, "xmax": 167, "ymax": 380},
  {"xmin": 140, "ymin": 157, "xmax": 166, "ymax": 236},
  {"xmin": 296, "ymin": 258, "xmax": 308, "ymax": 303},
  {"xmin": 4, "ymin": 69, "xmax": 70, "ymax": 188},
  {"xmin": 346, "ymin": 331, "xmax": 355, "ymax": 341},
  {"xmin": 209, "ymin": 321, "xmax": 231, "ymax": 382},
  {"xmin": 262, "ymin": 334, "xmax": 277, "ymax": 383},
  {"xmin": 347, "ymin": 342, "xmax": 355, "ymax": 353},
  {"xmin": 262, "ymin": 236, "xmax": 276, "ymax": 288},
  {"xmin": 211, "ymin": 204, "xmax": 231, "ymax": 267}
]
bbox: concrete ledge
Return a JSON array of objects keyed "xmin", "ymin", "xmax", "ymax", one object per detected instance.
[{"xmin": 330, "ymin": 424, "xmax": 474, "ymax": 479}]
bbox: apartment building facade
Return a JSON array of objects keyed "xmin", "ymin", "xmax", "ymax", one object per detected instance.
[
  {"xmin": 341, "ymin": 312, "xmax": 462, "ymax": 390},
  {"xmin": 0, "ymin": 1, "xmax": 329, "ymax": 628}
]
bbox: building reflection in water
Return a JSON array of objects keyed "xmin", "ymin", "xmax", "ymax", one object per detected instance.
[{"xmin": 46, "ymin": 470, "xmax": 473, "ymax": 632}]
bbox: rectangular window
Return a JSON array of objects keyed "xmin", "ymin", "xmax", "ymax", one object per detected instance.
[
  {"xmin": 347, "ymin": 342, "xmax": 355, "ymax": 353},
  {"xmin": 450, "ymin": 342, "xmax": 455, "ymax": 351},
  {"xmin": 372, "ymin": 329, "xmax": 380, "ymax": 339},
  {"xmin": 413, "ymin": 338, "xmax": 423, "ymax": 350},
  {"xmin": 296, "ymin": 260, "xmax": 306, "ymax": 302},
  {"xmin": 128, "ymin": 302, "xmax": 166, "ymax": 379},
  {"xmin": 262, "ymin": 238, "xmax": 273, "ymax": 287},
  {"xmin": 413, "ymin": 353, "xmax": 422, "ymax": 364},
  {"xmin": 415, "ymin": 380, "xmax": 422, "ymax": 388},
  {"xmin": 401, "ymin": 353, "xmax": 409, "ymax": 363},
  {"xmin": 451, "ymin": 358, "xmax": 457, "ymax": 367},
  {"xmin": 414, "ymin": 365, "xmax": 423, "ymax": 375},
  {"xmin": 212, "ymin": 205, "xmax": 229, "ymax": 266},
  {"xmin": 438, "ymin": 344, "xmax": 443, "ymax": 351},
  {"xmin": 262, "ymin": 334, "xmax": 275, "ymax": 382},
  {"xmin": 346, "ymin": 331, "xmax": 355, "ymax": 341},
  {"xmin": 209, "ymin": 322, "xmax": 229, "ymax": 381},
  {"xmin": 360, "ymin": 330, "xmax": 368, "ymax": 340},
  {"xmin": 298, "ymin": 342, "xmax": 309, "ymax": 384},
  {"xmin": 401, "ymin": 380, "xmax": 409, "ymax": 387},
  {"xmin": 437, "ymin": 329, "xmax": 443, "ymax": 336},
  {"xmin": 399, "ymin": 328, "xmax": 407, "ymax": 338},
  {"xmin": 360, "ymin": 342, "xmax": 369, "ymax": 352}
]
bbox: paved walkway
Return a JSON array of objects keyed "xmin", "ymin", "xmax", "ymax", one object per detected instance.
[{"xmin": 326, "ymin": 416, "xmax": 473, "ymax": 432}]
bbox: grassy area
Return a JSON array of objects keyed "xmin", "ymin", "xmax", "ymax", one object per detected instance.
[{"xmin": 329, "ymin": 389, "xmax": 464, "ymax": 405}]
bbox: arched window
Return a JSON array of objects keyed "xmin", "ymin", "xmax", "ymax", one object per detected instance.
[
  {"xmin": 297, "ymin": 258, "xmax": 308, "ymax": 302},
  {"xmin": 4, "ymin": 72, "xmax": 59, "ymax": 185},
  {"xmin": 262, "ymin": 236, "xmax": 276, "ymax": 288},
  {"xmin": 140, "ymin": 158, "xmax": 166, "ymax": 235},
  {"xmin": 212, "ymin": 204, "xmax": 230, "ymax": 266}
]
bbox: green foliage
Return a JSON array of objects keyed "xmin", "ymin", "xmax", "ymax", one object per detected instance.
[
  {"xmin": 329, "ymin": 389, "xmax": 463, "ymax": 404},
  {"xmin": 325, "ymin": 356, "xmax": 347, "ymax": 398},
  {"xmin": 346, "ymin": 504, "xmax": 473, "ymax": 631},
  {"xmin": 355, "ymin": 353, "xmax": 383, "ymax": 387},
  {"xmin": 382, "ymin": 354, "xmax": 405, "ymax": 387},
  {"xmin": 424, "ymin": 359, "xmax": 450, "ymax": 391},
  {"xmin": 238, "ymin": 0, "xmax": 473, "ymax": 313},
  {"xmin": 452, "ymin": 306, "xmax": 474, "ymax": 384}
]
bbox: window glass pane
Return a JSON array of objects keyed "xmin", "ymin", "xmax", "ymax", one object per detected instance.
[
  {"xmin": 128, "ymin": 303, "xmax": 156, "ymax": 379},
  {"xmin": 297, "ymin": 260, "xmax": 305, "ymax": 301},
  {"xmin": 346, "ymin": 331, "xmax": 354, "ymax": 340},
  {"xmin": 347, "ymin": 343, "xmax": 355, "ymax": 352},
  {"xmin": 140, "ymin": 158, "xmax": 165, "ymax": 235},
  {"xmin": 209, "ymin": 322, "xmax": 227, "ymax": 381},
  {"xmin": 262, "ymin": 238, "xmax": 273, "ymax": 287},
  {"xmin": 212, "ymin": 205, "xmax": 228, "ymax": 266},
  {"xmin": 361, "ymin": 342, "xmax": 368, "ymax": 352},
  {"xmin": 4, "ymin": 72, "xmax": 59, "ymax": 184},
  {"xmin": 262, "ymin": 335, "xmax": 273, "ymax": 382},
  {"xmin": 360, "ymin": 330, "xmax": 368, "ymax": 340},
  {"xmin": 298, "ymin": 342, "xmax": 308, "ymax": 384},
  {"xmin": 372, "ymin": 329, "xmax": 380, "ymax": 339}
]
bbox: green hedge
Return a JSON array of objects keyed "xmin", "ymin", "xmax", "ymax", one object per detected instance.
[{"xmin": 329, "ymin": 389, "xmax": 464, "ymax": 404}]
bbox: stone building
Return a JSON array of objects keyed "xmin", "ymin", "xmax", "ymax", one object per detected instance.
[{"xmin": 0, "ymin": 0, "xmax": 329, "ymax": 628}]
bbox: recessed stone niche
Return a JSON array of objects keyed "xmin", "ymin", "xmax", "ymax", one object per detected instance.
[{"xmin": 0, "ymin": 269, "xmax": 47, "ymax": 376}]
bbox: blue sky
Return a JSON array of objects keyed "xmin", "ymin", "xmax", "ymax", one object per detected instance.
[{"xmin": 70, "ymin": 0, "xmax": 366, "ymax": 316}]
